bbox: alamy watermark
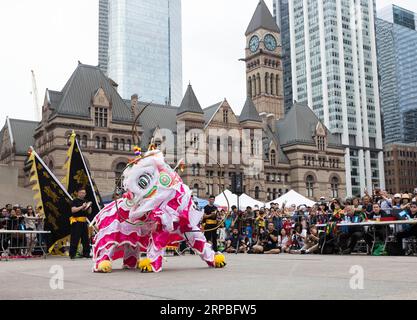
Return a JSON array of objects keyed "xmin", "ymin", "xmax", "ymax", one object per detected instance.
[{"xmin": 49, "ymin": 265, "xmax": 64, "ymax": 290}]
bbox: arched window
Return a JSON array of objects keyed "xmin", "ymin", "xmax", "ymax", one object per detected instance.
[
  {"xmin": 270, "ymin": 73, "xmax": 275, "ymax": 95},
  {"xmin": 267, "ymin": 188, "xmax": 271, "ymax": 201},
  {"xmin": 252, "ymin": 76, "xmax": 257, "ymax": 97},
  {"xmin": 273, "ymin": 188, "xmax": 277, "ymax": 200},
  {"xmin": 115, "ymin": 162, "xmax": 127, "ymax": 181},
  {"xmin": 120, "ymin": 139, "xmax": 125, "ymax": 151},
  {"xmin": 113, "ymin": 138, "xmax": 119, "ymax": 151},
  {"xmin": 81, "ymin": 135, "xmax": 88, "ymax": 149},
  {"xmin": 257, "ymin": 73, "xmax": 261, "ymax": 95},
  {"xmin": 101, "ymin": 137, "xmax": 107, "ymax": 150},
  {"xmin": 193, "ymin": 184, "xmax": 199, "ymax": 197},
  {"xmin": 270, "ymin": 149, "xmax": 276, "ymax": 166},
  {"xmin": 192, "ymin": 164, "xmax": 196, "ymax": 176},
  {"xmin": 126, "ymin": 139, "xmax": 132, "ymax": 151},
  {"xmin": 95, "ymin": 137, "xmax": 100, "ymax": 149},
  {"xmin": 306, "ymin": 175, "xmax": 315, "ymax": 198},
  {"xmin": 255, "ymin": 186, "xmax": 260, "ymax": 200},
  {"xmin": 331, "ymin": 177, "xmax": 339, "ymax": 198},
  {"xmin": 276, "ymin": 74, "xmax": 280, "ymax": 96},
  {"xmin": 265, "ymin": 73, "xmax": 269, "ymax": 94},
  {"xmin": 248, "ymin": 77, "xmax": 252, "ymax": 97}
]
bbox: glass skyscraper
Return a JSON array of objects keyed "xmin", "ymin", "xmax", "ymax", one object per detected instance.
[
  {"xmin": 273, "ymin": 0, "xmax": 293, "ymax": 114},
  {"xmin": 376, "ymin": 5, "xmax": 417, "ymax": 144},
  {"xmin": 276, "ymin": 0, "xmax": 385, "ymax": 197},
  {"xmin": 99, "ymin": 0, "xmax": 183, "ymax": 106}
]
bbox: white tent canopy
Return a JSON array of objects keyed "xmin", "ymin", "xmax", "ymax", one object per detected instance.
[
  {"xmin": 266, "ymin": 190, "xmax": 316, "ymax": 208},
  {"xmin": 214, "ymin": 190, "xmax": 238, "ymax": 209},
  {"xmin": 214, "ymin": 190, "xmax": 265, "ymax": 210},
  {"xmin": 238, "ymin": 193, "xmax": 265, "ymax": 209}
]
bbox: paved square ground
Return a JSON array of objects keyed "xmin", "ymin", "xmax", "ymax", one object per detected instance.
[{"xmin": 1, "ymin": 254, "xmax": 416, "ymax": 300}]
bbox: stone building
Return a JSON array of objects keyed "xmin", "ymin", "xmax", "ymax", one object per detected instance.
[
  {"xmin": 384, "ymin": 143, "xmax": 417, "ymax": 194},
  {"xmin": 0, "ymin": 0, "xmax": 346, "ymax": 202}
]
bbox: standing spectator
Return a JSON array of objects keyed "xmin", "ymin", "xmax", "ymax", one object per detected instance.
[
  {"xmin": 203, "ymin": 195, "xmax": 219, "ymax": 252},
  {"xmin": 24, "ymin": 206, "xmax": 37, "ymax": 256}
]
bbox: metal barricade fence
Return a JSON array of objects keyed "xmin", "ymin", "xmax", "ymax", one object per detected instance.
[{"xmin": 0, "ymin": 217, "xmax": 50, "ymax": 260}]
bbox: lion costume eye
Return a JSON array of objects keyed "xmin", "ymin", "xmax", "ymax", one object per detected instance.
[{"xmin": 138, "ymin": 174, "xmax": 152, "ymax": 189}]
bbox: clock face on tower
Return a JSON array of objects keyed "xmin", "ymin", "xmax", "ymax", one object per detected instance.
[
  {"xmin": 249, "ymin": 35, "xmax": 260, "ymax": 53},
  {"xmin": 264, "ymin": 34, "xmax": 277, "ymax": 51}
]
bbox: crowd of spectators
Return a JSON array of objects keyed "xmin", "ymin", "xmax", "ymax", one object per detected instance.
[
  {"xmin": 0, "ymin": 204, "xmax": 45, "ymax": 256},
  {"xmin": 204, "ymin": 189, "xmax": 417, "ymax": 256}
]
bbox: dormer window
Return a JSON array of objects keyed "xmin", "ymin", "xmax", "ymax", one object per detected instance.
[
  {"xmin": 223, "ymin": 109, "xmax": 229, "ymax": 123},
  {"xmin": 270, "ymin": 149, "xmax": 276, "ymax": 166},
  {"xmin": 317, "ymin": 136, "xmax": 326, "ymax": 151},
  {"xmin": 95, "ymin": 107, "xmax": 108, "ymax": 127}
]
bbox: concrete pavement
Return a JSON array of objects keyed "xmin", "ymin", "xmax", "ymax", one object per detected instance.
[{"xmin": 1, "ymin": 254, "xmax": 416, "ymax": 300}]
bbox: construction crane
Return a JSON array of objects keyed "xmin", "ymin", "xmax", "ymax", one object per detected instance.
[{"xmin": 31, "ymin": 70, "xmax": 41, "ymax": 121}]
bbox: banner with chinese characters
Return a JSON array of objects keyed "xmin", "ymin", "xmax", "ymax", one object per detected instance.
[
  {"xmin": 62, "ymin": 132, "xmax": 103, "ymax": 219},
  {"xmin": 28, "ymin": 148, "xmax": 73, "ymax": 253}
]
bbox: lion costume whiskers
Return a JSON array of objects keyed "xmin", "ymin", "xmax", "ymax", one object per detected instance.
[{"xmin": 91, "ymin": 146, "xmax": 226, "ymax": 273}]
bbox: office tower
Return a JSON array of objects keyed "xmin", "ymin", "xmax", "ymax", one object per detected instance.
[
  {"xmin": 99, "ymin": 0, "xmax": 183, "ymax": 106},
  {"xmin": 377, "ymin": 5, "xmax": 417, "ymax": 144},
  {"xmin": 279, "ymin": 0, "xmax": 384, "ymax": 197},
  {"xmin": 273, "ymin": 0, "xmax": 293, "ymax": 114}
]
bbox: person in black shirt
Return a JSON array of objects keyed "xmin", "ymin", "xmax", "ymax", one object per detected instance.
[
  {"xmin": 225, "ymin": 228, "xmax": 246, "ymax": 253},
  {"xmin": 69, "ymin": 187, "xmax": 92, "ymax": 259},
  {"xmin": 203, "ymin": 195, "xmax": 218, "ymax": 252}
]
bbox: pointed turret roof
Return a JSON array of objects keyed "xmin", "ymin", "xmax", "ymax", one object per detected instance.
[
  {"xmin": 246, "ymin": 0, "xmax": 280, "ymax": 36},
  {"xmin": 240, "ymin": 97, "xmax": 262, "ymax": 123},
  {"xmin": 177, "ymin": 84, "xmax": 204, "ymax": 116}
]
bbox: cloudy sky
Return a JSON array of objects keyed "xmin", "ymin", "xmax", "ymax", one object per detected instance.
[{"xmin": 0, "ymin": 0, "xmax": 416, "ymax": 127}]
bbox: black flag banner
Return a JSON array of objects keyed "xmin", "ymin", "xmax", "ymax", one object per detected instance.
[
  {"xmin": 28, "ymin": 147, "xmax": 73, "ymax": 253},
  {"xmin": 62, "ymin": 132, "xmax": 103, "ymax": 218}
]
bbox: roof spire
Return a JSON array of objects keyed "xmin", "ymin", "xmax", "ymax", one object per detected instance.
[
  {"xmin": 177, "ymin": 84, "xmax": 204, "ymax": 116},
  {"xmin": 245, "ymin": 0, "xmax": 280, "ymax": 36}
]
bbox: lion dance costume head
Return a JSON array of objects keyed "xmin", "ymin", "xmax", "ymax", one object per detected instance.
[{"xmin": 92, "ymin": 145, "xmax": 226, "ymax": 273}]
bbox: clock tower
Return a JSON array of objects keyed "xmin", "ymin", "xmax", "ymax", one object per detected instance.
[{"xmin": 243, "ymin": 0, "xmax": 284, "ymax": 120}]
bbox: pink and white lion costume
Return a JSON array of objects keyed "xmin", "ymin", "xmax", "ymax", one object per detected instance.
[{"xmin": 91, "ymin": 148, "xmax": 226, "ymax": 273}]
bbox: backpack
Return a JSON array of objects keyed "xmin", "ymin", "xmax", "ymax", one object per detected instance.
[{"xmin": 372, "ymin": 241, "xmax": 386, "ymax": 256}]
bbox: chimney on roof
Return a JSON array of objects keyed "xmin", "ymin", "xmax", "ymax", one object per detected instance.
[
  {"xmin": 266, "ymin": 114, "xmax": 276, "ymax": 133},
  {"xmin": 131, "ymin": 94, "xmax": 139, "ymax": 121}
]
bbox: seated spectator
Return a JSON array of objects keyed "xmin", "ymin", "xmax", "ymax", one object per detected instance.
[
  {"xmin": 289, "ymin": 223, "xmax": 307, "ymax": 252},
  {"xmin": 263, "ymin": 223, "xmax": 280, "ymax": 254},
  {"xmin": 401, "ymin": 194, "xmax": 411, "ymax": 211},
  {"xmin": 244, "ymin": 221, "xmax": 253, "ymax": 246},
  {"xmin": 224, "ymin": 228, "xmax": 247, "ymax": 253},
  {"xmin": 299, "ymin": 225, "xmax": 320, "ymax": 254},
  {"xmin": 251, "ymin": 227, "xmax": 268, "ymax": 253},
  {"xmin": 396, "ymin": 202, "xmax": 417, "ymax": 245},
  {"xmin": 341, "ymin": 206, "xmax": 373, "ymax": 255},
  {"xmin": 251, "ymin": 223, "xmax": 280, "ymax": 254},
  {"xmin": 368, "ymin": 203, "xmax": 389, "ymax": 220},
  {"xmin": 277, "ymin": 228, "xmax": 291, "ymax": 253}
]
